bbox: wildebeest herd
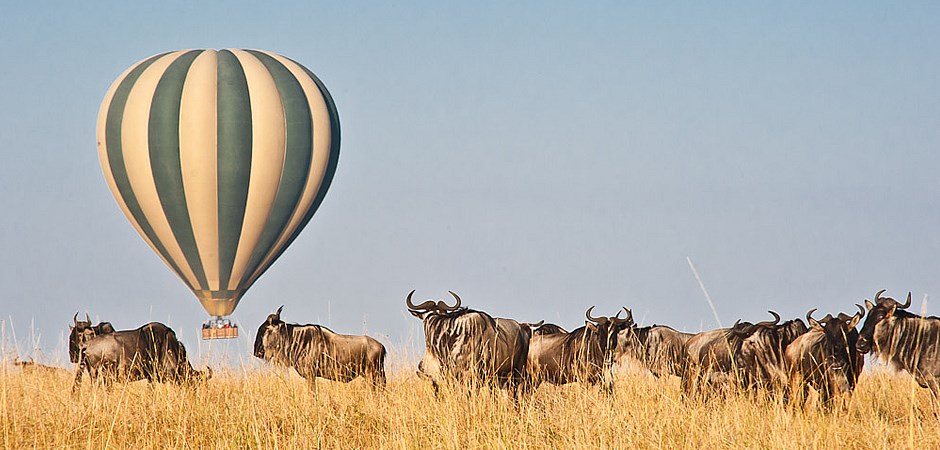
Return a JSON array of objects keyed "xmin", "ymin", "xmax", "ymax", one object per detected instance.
[{"xmin": 61, "ymin": 289, "xmax": 940, "ymax": 409}]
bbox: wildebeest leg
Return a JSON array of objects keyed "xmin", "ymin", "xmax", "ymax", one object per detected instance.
[
  {"xmin": 370, "ymin": 369, "xmax": 387, "ymax": 392},
  {"xmin": 71, "ymin": 361, "xmax": 85, "ymax": 394}
]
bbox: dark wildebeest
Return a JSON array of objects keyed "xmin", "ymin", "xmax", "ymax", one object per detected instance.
[
  {"xmin": 407, "ymin": 290, "xmax": 530, "ymax": 397},
  {"xmin": 68, "ymin": 313, "xmax": 115, "ymax": 364},
  {"xmin": 253, "ymin": 306, "xmax": 387, "ymax": 390},
  {"xmin": 858, "ymin": 289, "xmax": 940, "ymax": 399},
  {"xmin": 785, "ymin": 307, "xmax": 864, "ymax": 407},
  {"xmin": 526, "ymin": 307, "xmax": 633, "ymax": 393},
  {"xmin": 616, "ymin": 324, "xmax": 694, "ymax": 379},
  {"xmin": 73, "ymin": 322, "xmax": 209, "ymax": 392},
  {"xmin": 682, "ymin": 319, "xmax": 759, "ymax": 393},
  {"xmin": 737, "ymin": 312, "xmax": 809, "ymax": 391}
]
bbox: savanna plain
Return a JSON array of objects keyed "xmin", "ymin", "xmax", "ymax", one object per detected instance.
[{"xmin": 2, "ymin": 354, "xmax": 938, "ymax": 450}]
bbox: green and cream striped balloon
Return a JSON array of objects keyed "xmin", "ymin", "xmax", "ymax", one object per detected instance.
[{"xmin": 96, "ymin": 49, "xmax": 340, "ymax": 317}]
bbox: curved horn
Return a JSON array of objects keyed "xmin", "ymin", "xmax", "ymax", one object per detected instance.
[
  {"xmin": 405, "ymin": 290, "xmax": 437, "ymax": 311},
  {"xmin": 85, "ymin": 313, "xmax": 91, "ymax": 323},
  {"xmin": 874, "ymin": 289, "xmax": 887, "ymax": 302},
  {"xmin": 275, "ymin": 305, "xmax": 283, "ymax": 319},
  {"xmin": 585, "ymin": 306, "xmax": 603, "ymax": 323},
  {"xmin": 758, "ymin": 310, "xmax": 781, "ymax": 327},
  {"xmin": 73, "ymin": 312, "xmax": 78, "ymax": 325},
  {"xmin": 900, "ymin": 292, "xmax": 912, "ymax": 309},
  {"xmin": 847, "ymin": 304, "xmax": 865, "ymax": 328},
  {"xmin": 441, "ymin": 291, "xmax": 462, "ymax": 311},
  {"xmin": 622, "ymin": 307, "xmax": 634, "ymax": 324},
  {"xmin": 523, "ymin": 320, "xmax": 545, "ymax": 328},
  {"xmin": 806, "ymin": 308, "xmax": 818, "ymax": 325}
]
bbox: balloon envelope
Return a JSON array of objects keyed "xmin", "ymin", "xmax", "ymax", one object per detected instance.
[{"xmin": 96, "ymin": 49, "xmax": 340, "ymax": 316}]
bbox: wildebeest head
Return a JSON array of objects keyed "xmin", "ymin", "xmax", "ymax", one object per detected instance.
[
  {"xmin": 68, "ymin": 313, "xmax": 115, "ymax": 363},
  {"xmin": 406, "ymin": 290, "xmax": 463, "ymax": 320},
  {"xmin": 254, "ymin": 305, "xmax": 288, "ymax": 362},
  {"xmin": 857, "ymin": 289, "xmax": 911, "ymax": 354},
  {"xmin": 807, "ymin": 306, "xmax": 864, "ymax": 379},
  {"xmin": 584, "ymin": 306, "xmax": 634, "ymax": 356}
]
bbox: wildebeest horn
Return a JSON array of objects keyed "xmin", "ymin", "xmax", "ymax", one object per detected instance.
[
  {"xmin": 847, "ymin": 304, "xmax": 865, "ymax": 328},
  {"xmin": 620, "ymin": 307, "xmax": 634, "ymax": 324},
  {"xmin": 73, "ymin": 312, "xmax": 78, "ymax": 325},
  {"xmin": 405, "ymin": 290, "xmax": 437, "ymax": 311},
  {"xmin": 85, "ymin": 313, "xmax": 91, "ymax": 323},
  {"xmin": 874, "ymin": 289, "xmax": 886, "ymax": 302},
  {"xmin": 442, "ymin": 291, "xmax": 462, "ymax": 311},
  {"xmin": 900, "ymin": 292, "xmax": 912, "ymax": 309},
  {"xmin": 275, "ymin": 305, "xmax": 283, "ymax": 319},
  {"xmin": 806, "ymin": 308, "xmax": 818, "ymax": 325},
  {"xmin": 523, "ymin": 320, "xmax": 545, "ymax": 328},
  {"xmin": 758, "ymin": 310, "xmax": 780, "ymax": 327},
  {"xmin": 585, "ymin": 306, "xmax": 604, "ymax": 324}
]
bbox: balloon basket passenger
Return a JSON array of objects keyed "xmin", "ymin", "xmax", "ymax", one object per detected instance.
[{"xmin": 202, "ymin": 317, "xmax": 238, "ymax": 339}]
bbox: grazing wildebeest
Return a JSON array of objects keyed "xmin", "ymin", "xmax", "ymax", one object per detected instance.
[
  {"xmin": 737, "ymin": 312, "xmax": 809, "ymax": 391},
  {"xmin": 526, "ymin": 307, "xmax": 633, "ymax": 392},
  {"xmin": 785, "ymin": 307, "xmax": 864, "ymax": 407},
  {"xmin": 68, "ymin": 313, "xmax": 115, "ymax": 364},
  {"xmin": 73, "ymin": 322, "xmax": 209, "ymax": 391},
  {"xmin": 407, "ymin": 290, "xmax": 530, "ymax": 397},
  {"xmin": 616, "ymin": 324, "xmax": 694, "ymax": 378},
  {"xmin": 253, "ymin": 306, "xmax": 387, "ymax": 390},
  {"xmin": 682, "ymin": 319, "xmax": 757, "ymax": 393},
  {"xmin": 857, "ymin": 289, "xmax": 940, "ymax": 398}
]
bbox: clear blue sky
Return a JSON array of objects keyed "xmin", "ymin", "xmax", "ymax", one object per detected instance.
[{"xmin": 1, "ymin": 2, "xmax": 938, "ymax": 364}]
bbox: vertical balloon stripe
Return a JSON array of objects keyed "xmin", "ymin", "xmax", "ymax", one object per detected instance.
[
  {"xmin": 242, "ymin": 52, "xmax": 340, "ymax": 288},
  {"xmin": 102, "ymin": 53, "xmax": 194, "ymax": 290},
  {"xmin": 226, "ymin": 50, "xmax": 288, "ymax": 290},
  {"xmin": 239, "ymin": 50, "xmax": 314, "ymax": 289},
  {"xmin": 216, "ymin": 50, "xmax": 252, "ymax": 291},
  {"xmin": 149, "ymin": 50, "xmax": 209, "ymax": 291},
  {"xmin": 121, "ymin": 51, "xmax": 201, "ymax": 290},
  {"xmin": 179, "ymin": 50, "xmax": 221, "ymax": 291}
]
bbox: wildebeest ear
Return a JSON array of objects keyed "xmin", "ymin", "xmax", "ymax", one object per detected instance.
[
  {"xmin": 864, "ymin": 299, "xmax": 875, "ymax": 311},
  {"xmin": 409, "ymin": 310, "xmax": 424, "ymax": 319},
  {"xmin": 585, "ymin": 321, "xmax": 598, "ymax": 332}
]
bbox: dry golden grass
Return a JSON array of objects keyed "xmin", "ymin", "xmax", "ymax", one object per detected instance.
[{"xmin": 2, "ymin": 360, "xmax": 938, "ymax": 450}]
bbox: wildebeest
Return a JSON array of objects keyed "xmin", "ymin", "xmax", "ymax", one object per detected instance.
[
  {"xmin": 616, "ymin": 324, "xmax": 694, "ymax": 378},
  {"xmin": 253, "ymin": 306, "xmax": 387, "ymax": 390},
  {"xmin": 737, "ymin": 312, "xmax": 809, "ymax": 391},
  {"xmin": 68, "ymin": 313, "xmax": 115, "ymax": 363},
  {"xmin": 682, "ymin": 319, "xmax": 757, "ymax": 393},
  {"xmin": 73, "ymin": 322, "xmax": 209, "ymax": 391},
  {"xmin": 407, "ymin": 290, "xmax": 530, "ymax": 397},
  {"xmin": 857, "ymin": 289, "xmax": 940, "ymax": 398},
  {"xmin": 785, "ymin": 307, "xmax": 863, "ymax": 407},
  {"xmin": 526, "ymin": 307, "xmax": 633, "ymax": 392}
]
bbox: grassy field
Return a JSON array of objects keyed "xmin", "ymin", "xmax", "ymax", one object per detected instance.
[{"xmin": 2, "ymin": 358, "xmax": 939, "ymax": 450}]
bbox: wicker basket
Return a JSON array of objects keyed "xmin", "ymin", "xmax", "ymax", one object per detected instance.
[{"xmin": 202, "ymin": 327, "xmax": 238, "ymax": 340}]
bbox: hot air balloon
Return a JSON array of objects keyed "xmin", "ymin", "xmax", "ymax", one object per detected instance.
[{"xmin": 96, "ymin": 49, "xmax": 340, "ymax": 339}]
